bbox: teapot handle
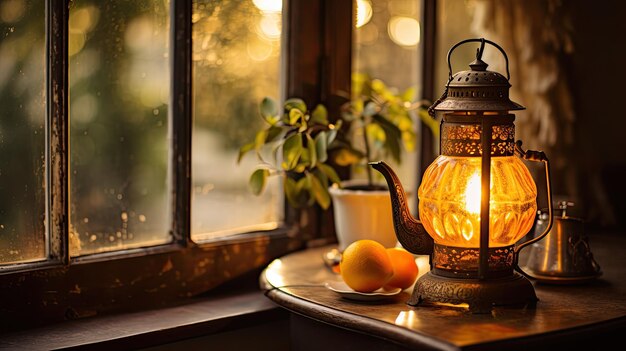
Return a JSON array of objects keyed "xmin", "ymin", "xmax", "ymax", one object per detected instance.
[{"xmin": 513, "ymin": 141, "xmax": 554, "ymax": 257}]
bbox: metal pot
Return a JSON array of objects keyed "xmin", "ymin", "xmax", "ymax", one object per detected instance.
[{"xmin": 521, "ymin": 202, "xmax": 602, "ymax": 284}]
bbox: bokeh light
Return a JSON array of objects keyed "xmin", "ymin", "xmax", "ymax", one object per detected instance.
[
  {"xmin": 247, "ymin": 39, "xmax": 273, "ymax": 61},
  {"xmin": 252, "ymin": 0, "xmax": 282, "ymax": 13},
  {"xmin": 0, "ymin": 0, "xmax": 26, "ymax": 23},
  {"xmin": 257, "ymin": 13, "xmax": 281, "ymax": 40},
  {"xmin": 68, "ymin": 6, "xmax": 100, "ymax": 57},
  {"xmin": 387, "ymin": 16, "xmax": 420, "ymax": 47},
  {"xmin": 355, "ymin": 0, "xmax": 373, "ymax": 28}
]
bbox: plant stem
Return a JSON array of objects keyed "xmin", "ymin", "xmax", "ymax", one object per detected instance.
[{"xmin": 361, "ymin": 118, "xmax": 373, "ymax": 187}]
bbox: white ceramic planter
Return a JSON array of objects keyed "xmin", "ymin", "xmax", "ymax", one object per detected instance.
[{"xmin": 329, "ymin": 181, "xmax": 398, "ymax": 251}]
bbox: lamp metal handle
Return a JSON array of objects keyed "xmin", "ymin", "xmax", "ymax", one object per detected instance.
[
  {"xmin": 446, "ymin": 38, "xmax": 511, "ymax": 81},
  {"xmin": 429, "ymin": 38, "xmax": 511, "ymax": 118}
]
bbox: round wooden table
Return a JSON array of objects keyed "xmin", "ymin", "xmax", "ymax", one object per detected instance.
[{"xmin": 261, "ymin": 233, "xmax": 626, "ymax": 350}]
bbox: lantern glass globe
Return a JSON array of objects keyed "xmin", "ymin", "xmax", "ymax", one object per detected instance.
[{"xmin": 418, "ymin": 155, "xmax": 537, "ymax": 248}]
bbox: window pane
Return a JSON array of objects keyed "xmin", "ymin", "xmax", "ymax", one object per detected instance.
[
  {"xmin": 69, "ymin": 1, "xmax": 171, "ymax": 255},
  {"xmin": 435, "ymin": 0, "xmax": 476, "ymax": 104},
  {"xmin": 191, "ymin": 0, "xmax": 283, "ymax": 241},
  {"xmin": 353, "ymin": 0, "xmax": 421, "ymax": 190},
  {"xmin": 0, "ymin": 0, "xmax": 46, "ymax": 264}
]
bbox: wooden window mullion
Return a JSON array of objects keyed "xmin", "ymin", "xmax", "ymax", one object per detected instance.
[
  {"xmin": 418, "ymin": 0, "xmax": 438, "ymax": 180},
  {"xmin": 171, "ymin": 0, "xmax": 193, "ymax": 246},
  {"xmin": 48, "ymin": 0, "xmax": 70, "ymax": 264}
]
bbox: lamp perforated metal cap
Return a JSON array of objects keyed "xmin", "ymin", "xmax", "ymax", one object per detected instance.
[{"xmin": 431, "ymin": 38, "xmax": 524, "ymax": 114}]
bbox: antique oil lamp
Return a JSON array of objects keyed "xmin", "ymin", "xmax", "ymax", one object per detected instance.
[{"xmin": 372, "ymin": 38, "xmax": 554, "ymax": 313}]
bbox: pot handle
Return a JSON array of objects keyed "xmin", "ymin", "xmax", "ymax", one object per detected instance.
[{"xmin": 514, "ymin": 141, "xmax": 554, "ymax": 256}]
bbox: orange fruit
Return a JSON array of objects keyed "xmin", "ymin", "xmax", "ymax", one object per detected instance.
[
  {"xmin": 384, "ymin": 248, "xmax": 419, "ymax": 290},
  {"xmin": 340, "ymin": 240, "xmax": 393, "ymax": 293}
]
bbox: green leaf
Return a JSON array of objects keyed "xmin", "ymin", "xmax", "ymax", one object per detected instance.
[
  {"xmin": 385, "ymin": 130, "xmax": 402, "ymax": 163},
  {"xmin": 316, "ymin": 163, "xmax": 341, "ymax": 185},
  {"xmin": 237, "ymin": 142, "xmax": 255, "ymax": 163},
  {"xmin": 249, "ymin": 169, "xmax": 269, "ymax": 195},
  {"xmin": 284, "ymin": 98, "xmax": 307, "ymax": 113},
  {"xmin": 373, "ymin": 114, "xmax": 402, "ymax": 136},
  {"xmin": 310, "ymin": 104, "xmax": 328, "ymax": 125},
  {"xmin": 341, "ymin": 110, "xmax": 356, "ymax": 122},
  {"xmin": 351, "ymin": 72, "xmax": 369, "ymax": 97},
  {"xmin": 266, "ymin": 125, "xmax": 283, "ymax": 143},
  {"xmin": 373, "ymin": 114, "xmax": 402, "ymax": 163},
  {"xmin": 366, "ymin": 123, "xmax": 386, "ymax": 144},
  {"xmin": 314, "ymin": 168, "xmax": 329, "ymax": 188},
  {"xmin": 327, "ymin": 129, "xmax": 338, "ymax": 146},
  {"xmin": 299, "ymin": 147, "xmax": 310, "ymax": 166},
  {"xmin": 401, "ymin": 87, "xmax": 416, "ymax": 102},
  {"xmin": 288, "ymin": 108, "xmax": 303, "ymax": 125},
  {"xmin": 282, "ymin": 133, "xmax": 303, "ymax": 170},
  {"xmin": 284, "ymin": 177, "xmax": 299, "ymax": 207},
  {"xmin": 371, "ymin": 79, "xmax": 387, "ymax": 93},
  {"xmin": 396, "ymin": 114, "xmax": 413, "ymax": 132},
  {"xmin": 327, "ymin": 120, "xmax": 342, "ymax": 145},
  {"xmin": 402, "ymin": 130, "xmax": 416, "ymax": 151},
  {"xmin": 363, "ymin": 101, "xmax": 378, "ymax": 117},
  {"xmin": 307, "ymin": 173, "xmax": 331, "ymax": 210},
  {"xmin": 285, "ymin": 176, "xmax": 308, "ymax": 208},
  {"xmin": 315, "ymin": 131, "xmax": 328, "ymax": 163},
  {"xmin": 293, "ymin": 163, "xmax": 307, "ymax": 173},
  {"xmin": 298, "ymin": 176, "xmax": 315, "ymax": 207},
  {"xmin": 298, "ymin": 114, "xmax": 308, "ymax": 132},
  {"xmin": 352, "ymin": 99, "xmax": 364, "ymax": 115},
  {"xmin": 334, "ymin": 148, "xmax": 364, "ymax": 166},
  {"xmin": 307, "ymin": 134, "xmax": 317, "ymax": 168},
  {"xmin": 254, "ymin": 129, "xmax": 268, "ymax": 152},
  {"xmin": 260, "ymin": 97, "xmax": 279, "ymax": 124}
]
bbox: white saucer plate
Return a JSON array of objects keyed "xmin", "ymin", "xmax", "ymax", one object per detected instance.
[{"xmin": 324, "ymin": 281, "xmax": 402, "ymax": 301}]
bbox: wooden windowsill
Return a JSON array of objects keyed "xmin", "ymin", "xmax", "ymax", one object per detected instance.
[
  {"xmin": 0, "ymin": 287, "xmax": 286, "ymax": 350},
  {"xmin": 0, "ymin": 230, "xmax": 303, "ymax": 328}
]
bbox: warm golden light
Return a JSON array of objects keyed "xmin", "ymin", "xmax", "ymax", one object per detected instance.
[
  {"xmin": 264, "ymin": 259, "xmax": 286, "ymax": 287},
  {"xmin": 463, "ymin": 172, "xmax": 481, "ymax": 215},
  {"xmin": 355, "ymin": 0, "xmax": 373, "ymax": 28},
  {"xmin": 257, "ymin": 13, "xmax": 281, "ymax": 40},
  {"xmin": 252, "ymin": 0, "xmax": 282, "ymax": 13},
  {"xmin": 395, "ymin": 310, "xmax": 418, "ymax": 328},
  {"xmin": 247, "ymin": 40, "xmax": 273, "ymax": 61},
  {"xmin": 387, "ymin": 16, "xmax": 420, "ymax": 47},
  {"xmin": 418, "ymin": 156, "xmax": 537, "ymax": 247}
]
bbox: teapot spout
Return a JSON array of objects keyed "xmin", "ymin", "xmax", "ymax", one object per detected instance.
[{"xmin": 370, "ymin": 161, "xmax": 434, "ymax": 255}]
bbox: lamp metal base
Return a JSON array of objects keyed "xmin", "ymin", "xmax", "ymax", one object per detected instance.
[{"xmin": 410, "ymin": 271, "xmax": 538, "ymax": 313}]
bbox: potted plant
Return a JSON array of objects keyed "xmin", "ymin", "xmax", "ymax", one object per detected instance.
[
  {"xmin": 237, "ymin": 97, "xmax": 343, "ymax": 211},
  {"xmin": 238, "ymin": 74, "xmax": 428, "ymax": 250},
  {"xmin": 327, "ymin": 74, "xmax": 420, "ymax": 250}
]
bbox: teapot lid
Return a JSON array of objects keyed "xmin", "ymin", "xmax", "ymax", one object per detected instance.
[{"xmin": 538, "ymin": 201, "xmax": 584, "ymax": 222}]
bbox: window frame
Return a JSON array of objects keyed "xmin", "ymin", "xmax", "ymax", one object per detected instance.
[
  {"xmin": 418, "ymin": 0, "xmax": 438, "ymax": 184},
  {"xmin": 0, "ymin": 0, "xmax": 69, "ymax": 275},
  {"xmin": 0, "ymin": 0, "xmax": 355, "ymax": 329}
]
